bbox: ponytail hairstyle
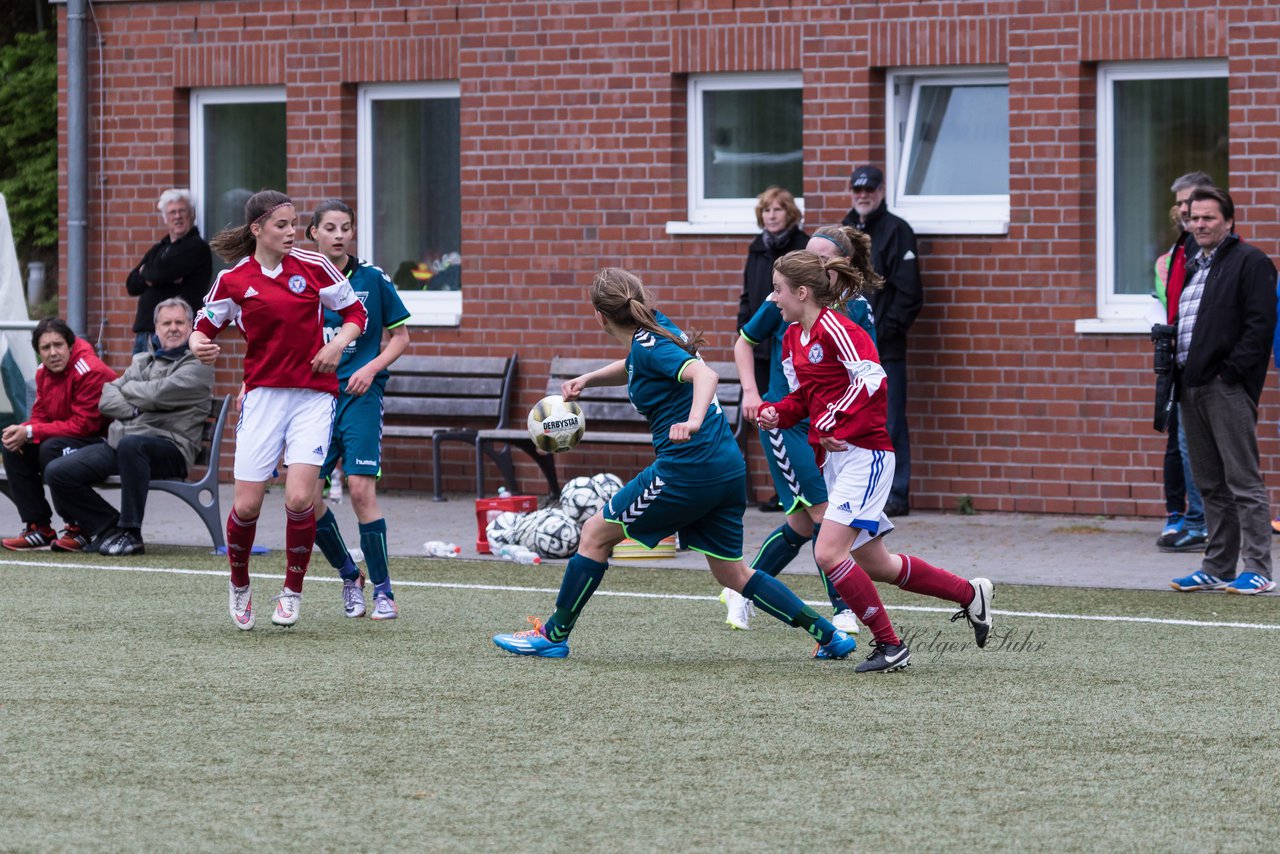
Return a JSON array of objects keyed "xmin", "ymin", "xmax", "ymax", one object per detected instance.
[
  {"xmin": 306, "ymin": 198, "xmax": 355, "ymax": 243},
  {"xmin": 590, "ymin": 268, "xmax": 705, "ymax": 357},
  {"xmin": 810, "ymin": 225, "xmax": 883, "ymax": 295},
  {"xmin": 773, "ymin": 250, "xmax": 865, "ymax": 313},
  {"xmin": 208, "ymin": 189, "xmax": 293, "ymax": 263}
]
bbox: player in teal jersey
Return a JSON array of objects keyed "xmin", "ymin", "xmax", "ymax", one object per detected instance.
[
  {"xmin": 305, "ymin": 200, "xmax": 411, "ymax": 621},
  {"xmin": 493, "ymin": 268, "xmax": 857, "ymax": 660},
  {"xmin": 724, "ymin": 226, "xmax": 885, "ymax": 632}
]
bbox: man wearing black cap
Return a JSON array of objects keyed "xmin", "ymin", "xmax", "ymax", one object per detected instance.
[{"xmin": 842, "ymin": 165, "xmax": 923, "ymax": 516}]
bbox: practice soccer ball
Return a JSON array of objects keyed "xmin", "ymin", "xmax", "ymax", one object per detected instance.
[
  {"xmin": 485, "ymin": 510, "xmax": 521, "ymax": 550},
  {"xmin": 528, "ymin": 395, "xmax": 585, "ymax": 453},
  {"xmin": 590, "ymin": 472, "xmax": 624, "ymax": 503},
  {"xmin": 533, "ymin": 509, "xmax": 581, "ymax": 558},
  {"xmin": 560, "ymin": 476, "xmax": 605, "ymax": 524},
  {"xmin": 513, "ymin": 510, "xmax": 546, "ymax": 551}
]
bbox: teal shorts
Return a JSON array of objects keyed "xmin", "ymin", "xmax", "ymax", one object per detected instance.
[
  {"xmin": 321, "ymin": 390, "xmax": 384, "ymax": 479},
  {"xmin": 603, "ymin": 462, "xmax": 746, "ymax": 561},
  {"xmin": 759, "ymin": 422, "xmax": 826, "ymax": 514}
]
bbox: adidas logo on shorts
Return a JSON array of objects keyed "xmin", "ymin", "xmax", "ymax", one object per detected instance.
[{"xmin": 313, "ymin": 446, "xmax": 324, "ymax": 455}]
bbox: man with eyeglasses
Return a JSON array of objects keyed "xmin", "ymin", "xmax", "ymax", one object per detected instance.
[{"xmin": 125, "ymin": 189, "xmax": 213, "ymax": 355}]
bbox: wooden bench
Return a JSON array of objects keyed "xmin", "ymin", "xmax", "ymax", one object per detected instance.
[
  {"xmin": 475, "ymin": 356, "xmax": 744, "ymax": 497},
  {"xmin": 0, "ymin": 395, "xmax": 231, "ymax": 551},
  {"xmin": 381, "ymin": 354, "xmax": 525, "ymax": 501}
]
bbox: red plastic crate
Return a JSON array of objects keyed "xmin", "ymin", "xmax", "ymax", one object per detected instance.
[{"xmin": 474, "ymin": 494, "xmax": 539, "ymax": 553}]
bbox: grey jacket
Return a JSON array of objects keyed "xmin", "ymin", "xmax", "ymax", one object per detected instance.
[{"xmin": 98, "ymin": 345, "xmax": 216, "ymax": 471}]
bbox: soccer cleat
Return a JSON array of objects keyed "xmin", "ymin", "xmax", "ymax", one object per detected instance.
[
  {"xmin": 50, "ymin": 526, "xmax": 90, "ymax": 553},
  {"xmin": 951, "ymin": 577, "xmax": 994, "ymax": 648},
  {"xmin": 812, "ymin": 628, "xmax": 857, "ymax": 660},
  {"xmin": 1169, "ymin": 570, "xmax": 1229, "ymax": 592},
  {"xmin": 370, "ymin": 594, "xmax": 398, "ymax": 621},
  {"xmin": 1224, "ymin": 572, "xmax": 1276, "ymax": 595},
  {"xmin": 831, "ymin": 608, "xmax": 860, "ymax": 634},
  {"xmin": 229, "ymin": 582, "xmax": 255, "ymax": 630},
  {"xmin": 271, "ymin": 589, "xmax": 301, "ymax": 627},
  {"xmin": 493, "ymin": 616, "xmax": 569, "ymax": 658},
  {"xmin": 1158, "ymin": 527, "xmax": 1208, "ymax": 553},
  {"xmin": 855, "ymin": 640, "xmax": 912, "ymax": 673},
  {"xmin": 721, "ymin": 587, "xmax": 753, "ymax": 630},
  {"xmin": 1, "ymin": 524, "xmax": 55, "ymax": 550},
  {"xmin": 342, "ymin": 574, "xmax": 366, "ymax": 618},
  {"xmin": 1160, "ymin": 512, "xmax": 1185, "ymax": 538}
]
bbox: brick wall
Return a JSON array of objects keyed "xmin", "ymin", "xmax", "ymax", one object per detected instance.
[{"xmin": 56, "ymin": 0, "xmax": 1280, "ymax": 516}]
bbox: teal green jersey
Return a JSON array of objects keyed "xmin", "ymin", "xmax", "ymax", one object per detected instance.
[
  {"xmin": 626, "ymin": 311, "xmax": 745, "ymax": 483},
  {"xmin": 323, "ymin": 257, "xmax": 411, "ymax": 393}
]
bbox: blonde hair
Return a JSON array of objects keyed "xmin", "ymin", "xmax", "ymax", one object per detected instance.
[
  {"xmin": 590, "ymin": 268, "xmax": 704, "ymax": 356},
  {"xmin": 754, "ymin": 186, "xmax": 802, "ymax": 230},
  {"xmin": 810, "ymin": 225, "xmax": 883, "ymax": 294},
  {"xmin": 773, "ymin": 250, "xmax": 867, "ymax": 313}
]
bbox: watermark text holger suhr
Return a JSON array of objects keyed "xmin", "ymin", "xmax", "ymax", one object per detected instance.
[{"xmin": 895, "ymin": 624, "xmax": 1046, "ymax": 660}]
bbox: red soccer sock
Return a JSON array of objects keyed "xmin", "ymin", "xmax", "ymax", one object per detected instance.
[
  {"xmin": 894, "ymin": 554, "xmax": 974, "ymax": 606},
  {"xmin": 227, "ymin": 509, "xmax": 258, "ymax": 588},
  {"xmin": 283, "ymin": 505, "xmax": 316, "ymax": 593},
  {"xmin": 826, "ymin": 558, "xmax": 900, "ymax": 645}
]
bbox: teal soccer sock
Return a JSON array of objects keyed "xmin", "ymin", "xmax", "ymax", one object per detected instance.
[
  {"xmin": 359, "ymin": 518, "xmax": 392, "ymax": 598},
  {"xmin": 749, "ymin": 523, "xmax": 806, "ymax": 577},
  {"xmin": 742, "ymin": 569, "xmax": 835, "ymax": 644},
  {"xmin": 315, "ymin": 509, "xmax": 359, "ymax": 580},
  {"xmin": 812, "ymin": 523, "xmax": 849, "ymax": 612},
  {"xmin": 543, "ymin": 553, "xmax": 609, "ymax": 642}
]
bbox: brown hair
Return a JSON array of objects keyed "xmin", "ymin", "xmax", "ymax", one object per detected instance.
[
  {"xmin": 590, "ymin": 268, "xmax": 704, "ymax": 357},
  {"xmin": 754, "ymin": 186, "xmax": 802, "ymax": 230},
  {"xmin": 773, "ymin": 250, "xmax": 867, "ymax": 313},
  {"xmin": 306, "ymin": 198, "xmax": 355, "ymax": 243},
  {"xmin": 208, "ymin": 189, "xmax": 293, "ymax": 263},
  {"xmin": 809, "ymin": 226, "xmax": 883, "ymax": 294}
]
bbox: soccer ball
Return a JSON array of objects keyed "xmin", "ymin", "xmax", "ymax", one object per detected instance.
[
  {"xmin": 528, "ymin": 395, "xmax": 585, "ymax": 454},
  {"xmin": 485, "ymin": 510, "xmax": 521, "ymax": 550},
  {"xmin": 512, "ymin": 510, "xmax": 546, "ymax": 551},
  {"xmin": 533, "ymin": 509, "xmax": 581, "ymax": 558},
  {"xmin": 590, "ymin": 472, "xmax": 624, "ymax": 503},
  {"xmin": 560, "ymin": 475, "xmax": 605, "ymax": 524}
]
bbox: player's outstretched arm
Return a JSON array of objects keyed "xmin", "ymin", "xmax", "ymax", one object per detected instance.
[{"xmin": 563, "ymin": 359, "xmax": 627, "ymax": 399}]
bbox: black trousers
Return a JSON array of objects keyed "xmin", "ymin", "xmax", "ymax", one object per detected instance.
[
  {"xmin": 1, "ymin": 437, "xmax": 105, "ymax": 526},
  {"xmin": 45, "ymin": 436, "xmax": 187, "ymax": 536}
]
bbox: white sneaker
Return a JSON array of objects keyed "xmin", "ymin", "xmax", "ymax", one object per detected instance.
[
  {"xmin": 342, "ymin": 575, "xmax": 366, "ymax": 618},
  {"xmin": 831, "ymin": 608, "xmax": 860, "ymax": 634},
  {"xmin": 229, "ymin": 582, "xmax": 255, "ymax": 631},
  {"xmin": 271, "ymin": 589, "xmax": 302, "ymax": 627},
  {"xmin": 955, "ymin": 577, "xmax": 994, "ymax": 648},
  {"xmin": 370, "ymin": 594, "xmax": 398, "ymax": 621},
  {"xmin": 721, "ymin": 587, "xmax": 753, "ymax": 630}
]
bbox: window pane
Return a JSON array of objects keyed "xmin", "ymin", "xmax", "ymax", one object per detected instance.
[
  {"xmin": 905, "ymin": 84, "xmax": 1008, "ymax": 195},
  {"xmin": 371, "ymin": 98, "xmax": 461, "ymax": 291},
  {"xmin": 701, "ymin": 88, "xmax": 802, "ymax": 200},
  {"xmin": 1112, "ymin": 78, "xmax": 1228, "ymax": 296},
  {"xmin": 201, "ymin": 102, "xmax": 286, "ymax": 237}
]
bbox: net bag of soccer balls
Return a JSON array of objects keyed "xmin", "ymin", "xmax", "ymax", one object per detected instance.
[{"xmin": 484, "ymin": 472, "xmax": 624, "ymax": 559}]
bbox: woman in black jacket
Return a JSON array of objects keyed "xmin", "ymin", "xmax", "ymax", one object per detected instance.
[{"xmin": 737, "ymin": 186, "xmax": 808, "ymax": 394}]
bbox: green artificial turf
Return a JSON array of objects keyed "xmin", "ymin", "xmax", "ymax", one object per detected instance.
[{"xmin": 1, "ymin": 548, "xmax": 1277, "ymax": 851}]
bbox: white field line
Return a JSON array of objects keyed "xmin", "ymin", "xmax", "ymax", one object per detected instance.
[{"xmin": 3, "ymin": 557, "xmax": 1278, "ymax": 632}]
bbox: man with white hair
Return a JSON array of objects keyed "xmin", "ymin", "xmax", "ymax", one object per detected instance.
[{"xmin": 125, "ymin": 189, "xmax": 212, "ymax": 354}]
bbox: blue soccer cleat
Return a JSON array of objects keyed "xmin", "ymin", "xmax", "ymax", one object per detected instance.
[
  {"xmin": 812, "ymin": 628, "xmax": 857, "ymax": 660},
  {"xmin": 493, "ymin": 617, "xmax": 570, "ymax": 658}
]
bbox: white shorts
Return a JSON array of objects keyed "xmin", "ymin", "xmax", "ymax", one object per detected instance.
[
  {"xmin": 822, "ymin": 445, "xmax": 897, "ymax": 550},
  {"xmin": 234, "ymin": 387, "xmax": 336, "ymax": 482}
]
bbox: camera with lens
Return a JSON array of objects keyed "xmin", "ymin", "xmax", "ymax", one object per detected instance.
[{"xmin": 1150, "ymin": 323, "xmax": 1177, "ymax": 431}]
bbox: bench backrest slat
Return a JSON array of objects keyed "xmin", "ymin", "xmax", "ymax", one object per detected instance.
[{"xmin": 382, "ymin": 354, "xmax": 517, "ymax": 430}]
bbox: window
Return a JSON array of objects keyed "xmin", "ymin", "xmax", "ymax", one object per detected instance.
[
  {"xmin": 357, "ymin": 82, "xmax": 462, "ymax": 326},
  {"xmin": 190, "ymin": 88, "xmax": 287, "ymax": 271},
  {"xmin": 668, "ymin": 73, "xmax": 803, "ymax": 235},
  {"xmin": 886, "ymin": 68, "xmax": 1009, "ymax": 235},
  {"xmin": 1084, "ymin": 61, "xmax": 1228, "ymax": 333}
]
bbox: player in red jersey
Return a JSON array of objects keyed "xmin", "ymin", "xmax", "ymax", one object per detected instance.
[
  {"xmin": 190, "ymin": 190, "xmax": 368, "ymax": 630},
  {"xmin": 758, "ymin": 250, "xmax": 993, "ymax": 673}
]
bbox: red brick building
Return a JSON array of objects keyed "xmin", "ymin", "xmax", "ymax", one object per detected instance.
[{"xmin": 55, "ymin": 0, "xmax": 1280, "ymax": 516}]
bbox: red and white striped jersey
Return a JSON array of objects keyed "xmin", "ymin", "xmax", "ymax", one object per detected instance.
[
  {"xmin": 772, "ymin": 306, "xmax": 892, "ymax": 464},
  {"xmin": 194, "ymin": 248, "xmax": 368, "ymax": 394}
]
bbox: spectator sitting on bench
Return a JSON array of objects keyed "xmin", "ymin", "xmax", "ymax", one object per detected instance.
[
  {"xmin": 43, "ymin": 299, "xmax": 215, "ymax": 555},
  {"xmin": 1, "ymin": 317, "xmax": 118, "ymax": 551}
]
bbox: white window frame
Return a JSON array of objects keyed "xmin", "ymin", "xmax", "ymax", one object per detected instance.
[
  {"xmin": 885, "ymin": 66, "xmax": 1010, "ymax": 236},
  {"xmin": 189, "ymin": 86, "xmax": 286, "ymax": 238},
  {"xmin": 357, "ymin": 81, "xmax": 463, "ymax": 327},
  {"xmin": 1080, "ymin": 60, "xmax": 1229, "ymax": 334},
  {"xmin": 667, "ymin": 72, "xmax": 804, "ymax": 235}
]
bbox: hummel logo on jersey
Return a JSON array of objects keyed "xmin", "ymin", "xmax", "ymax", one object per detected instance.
[
  {"xmin": 355, "ymin": 458, "xmax": 378, "ymax": 466},
  {"xmin": 313, "ymin": 446, "xmax": 324, "ymax": 455},
  {"xmin": 243, "ymin": 286, "xmax": 259, "ymax": 298}
]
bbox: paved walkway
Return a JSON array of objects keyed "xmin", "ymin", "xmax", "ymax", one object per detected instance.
[{"xmin": 3, "ymin": 483, "xmax": 1265, "ymax": 592}]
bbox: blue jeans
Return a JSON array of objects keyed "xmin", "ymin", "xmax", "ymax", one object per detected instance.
[{"xmin": 1177, "ymin": 403, "xmax": 1205, "ymax": 530}]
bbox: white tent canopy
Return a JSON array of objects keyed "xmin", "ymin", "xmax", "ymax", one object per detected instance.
[{"xmin": 0, "ymin": 193, "xmax": 39, "ymax": 422}]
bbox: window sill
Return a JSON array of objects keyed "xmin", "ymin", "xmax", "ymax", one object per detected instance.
[
  {"xmin": 405, "ymin": 311, "xmax": 462, "ymax": 328},
  {"xmin": 1074, "ymin": 317, "xmax": 1155, "ymax": 335},
  {"xmin": 665, "ymin": 221, "xmax": 760, "ymax": 236},
  {"xmin": 908, "ymin": 219, "xmax": 1009, "ymax": 236},
  {"xmin": 399, "ymin": 291, "xmax": 462, "ymax": 327}
]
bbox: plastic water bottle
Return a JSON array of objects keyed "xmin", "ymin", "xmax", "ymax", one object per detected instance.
[
  {"xmin": 423, "ymin": 540, "xmax": 461, "ymax": 558},
  {"xmin": 496, "ymin": 544, "xmax": 541, "ymax": 565}
]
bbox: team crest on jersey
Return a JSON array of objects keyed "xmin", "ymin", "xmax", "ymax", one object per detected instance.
[
  {"xmin": 808, "ymin": 342, "xmax": 825, "ymax": 363},
  {"xmin": 287, "ymin": 275, "xmax": 307, "ymax": 294}
]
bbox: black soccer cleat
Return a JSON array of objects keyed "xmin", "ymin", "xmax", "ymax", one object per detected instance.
[{"xmin": 854, "ymin": 641, "xmax": 912, "ymax": 673}]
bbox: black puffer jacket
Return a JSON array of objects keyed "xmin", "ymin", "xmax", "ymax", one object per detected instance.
[{"xmin": 737, "ymin": 227, "xmax": 810, "ymax": 364}]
